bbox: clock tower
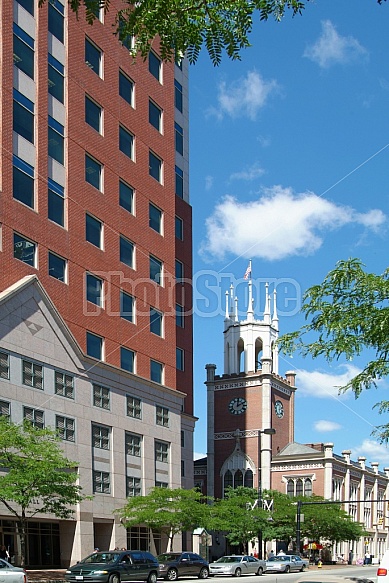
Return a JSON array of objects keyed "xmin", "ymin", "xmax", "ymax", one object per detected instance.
[{"xmin": 206, "ymin": 270, "xmax": 297, "ymax": 500}]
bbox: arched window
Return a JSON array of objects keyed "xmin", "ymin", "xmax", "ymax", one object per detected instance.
[
  {"xmin": 255, "ymin": 338, "xmax": 263, "ymax": 372},
  {"xmin": 237, "ymin": 338, "xmax": 244, "ymax": 373},
  {"xmin": 234, "ymin": 469, "xmax": 243, "ymax": 488},
  {"xmin": 224, "ymin": 470, "xmax": 233, "ymax": 496},
  {"xmin": 304, "ymin": 478, "xmax": 312, "ymax": 497},
  {"xmin": 296, "ymin": 478, "xmax": 303, "ymax": 496},
  {"xmin": 287, "ymin": 479, "xmax": 294, "ymax": 497},
  {"xmin": 244, "ymin": 469, "xmax": 253, "ymax": 487}
]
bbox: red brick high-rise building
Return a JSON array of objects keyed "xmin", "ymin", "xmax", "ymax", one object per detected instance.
[{"xmin": 0, "ymin": 0, "xmax": 194, "ymax": 566}]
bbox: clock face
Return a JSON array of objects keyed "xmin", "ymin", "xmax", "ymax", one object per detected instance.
[
  {"xmin": 228, "ymin": 397, "xmax": 247, "ymax": 415},
  {"xmin": 274, "ymin": 400, "xmax": 284, "ymax": 418}
]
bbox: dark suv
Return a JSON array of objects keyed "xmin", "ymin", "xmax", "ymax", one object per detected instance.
[
  {"xmin": 65, "ymin": 550, "xmax": 159, "ymax": 583},
  {"xmin": 157, "ymin": 553, "xmax": 209, "ymax": 580}
]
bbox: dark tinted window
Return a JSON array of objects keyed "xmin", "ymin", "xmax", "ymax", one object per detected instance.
[
  {"xmin": 13, "ymin": 32, "xmax": 34, "ymax": 79},
  {"xmin": 48, "ymin": 2, "xmax": 64, "ymax": 43}
]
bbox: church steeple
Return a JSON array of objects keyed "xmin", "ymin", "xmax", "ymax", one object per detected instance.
[{"xmin": 223, "ymin": 267, "xmax": 279, "ymax": 376}]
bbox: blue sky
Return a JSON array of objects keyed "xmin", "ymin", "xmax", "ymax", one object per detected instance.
[{"xmin": 189, "ymin": 0, "xmax": 389, "ymax": 465}]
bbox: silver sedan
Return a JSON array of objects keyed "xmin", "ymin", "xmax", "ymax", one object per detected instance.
[
  {"xmin": 0, "ymin": 559, "xmax": 27, "ymax": 583},
  {"xmin": 265, "ymin": 555, "xmax": 306, "ymax": 573},
  {"xmin": 209, "ymin": 555, "xmax": 266, "ymax": 577}
]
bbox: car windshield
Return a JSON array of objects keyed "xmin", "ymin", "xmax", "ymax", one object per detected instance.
[
  {"xmin": 158, "ymin": 555, "xmax": 180, "ymax": 562},
  {"xmin": 81, "ymin": 553, "xmax": 120, "ymax": 564},
  {"xmin": 216, "ymin": 557, "xmax": 242, "ymax": 563}
]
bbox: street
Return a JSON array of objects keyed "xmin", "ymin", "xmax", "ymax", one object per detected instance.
[{"xmin": 208, "ymin": 565, "xmax": 378, "ymax": 583}]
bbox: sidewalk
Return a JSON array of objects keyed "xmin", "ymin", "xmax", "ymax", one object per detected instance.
[{"xmin": 26, "ymin": 570, "xmax": 66, "ymax": 582}]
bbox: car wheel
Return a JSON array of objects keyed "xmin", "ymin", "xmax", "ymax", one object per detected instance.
[
  {"xmin": 300, "ymin": 565, "xmax": 305, "ymax": 572},
  {"xmin": 166, "ymin": 569, "xmax": 178, "ymax": 581},
  {"xmin": 234, "ymin": 568, "xmax": 242, "ymax": 577},
  {"xmin": 109, "ymin": 574, "xmax": 120, "ymax": 583},
  {"xmin": 284, "ymin": 566, "xmax": 290, "ymax": 574},
  {"xmin": 148, "ymin": 571, "xmax": 158, "ymax": 583},
  {"xmin": 256, "ymin": 567, "xmax": 263, "ymax": 576},
  {"xmin": 198, "ymin": 567, "xmax": 209, "ymax": 579}
]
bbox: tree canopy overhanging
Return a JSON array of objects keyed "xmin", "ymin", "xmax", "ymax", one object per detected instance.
[
  {"xmin": 277, "ymin": 258, "xmax": 389, "ymax": 443},
  {"xmin": 37, "ymin": 0, "xmax": 386, "ymax": 65}
]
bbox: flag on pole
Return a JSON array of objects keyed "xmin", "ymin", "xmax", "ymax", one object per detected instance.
[{"xmin": 244, "ymin": 262, "xmax": 252, "ymax": 280}]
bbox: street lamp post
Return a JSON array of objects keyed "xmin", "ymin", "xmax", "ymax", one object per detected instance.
[{"xmin": 258, "ymin": 428, "xmax": 276, "ymax": 559}]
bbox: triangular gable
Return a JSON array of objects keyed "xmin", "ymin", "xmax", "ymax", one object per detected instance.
[{"xmin": 0, "ymin": 275, "xmax": 84, "ymax": 372}]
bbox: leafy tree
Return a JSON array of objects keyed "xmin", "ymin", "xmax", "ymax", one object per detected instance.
[
  {"xmin": 278, "ymin": 258, "xmax": 389, "ymax": 442},
  {"xmin": 210, "ymin": 487, "xmax": 270, "ymax": 553},
  {"xmin": 301, "ymin": 498, "xmax": 366, "ymax": 543},
  {"xmin": 117, "ymin": 487, "xmax": 210, "ymax": 551},
  {"xmin": 0, "ymin": 418, "xmax": 85, "ymax": 566},
  {"xmin": 39, "ymin": 0, "xmax": 303, "ymax": 65}
]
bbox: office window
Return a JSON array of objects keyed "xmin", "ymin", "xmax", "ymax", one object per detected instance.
[
  {"xmin": 48, "ymin": 251, "xmax": 66, "ymax": 282},
  {"xmin": 24, "ymin": 407, "xmax": 44, "ymax": 429},
  {"xmin": 175, "ymin": 216, "xmax": 183, "ymax": 240},
  {"xmin": 120, "ymin": 236, "xmax": 134, "ymax": 269},
  {"xmin": 150, "ymin": 256, "xmax": 162, "ymax": 285},
  {"xmin": 155, "ymin": 441, "xmax": 168, "ymax": 463},
  {"xmin": 127, "ymin": 395, "xmax": 141, "ymax": 419},
  {"xmin": 86, "ymin": 331, "xmax": 103, "ymax": 359},
  {"xmin": 149, "ymin": 204, "xmax": 163, "ymax": 234},
  {"xmin": 176, "ymin": 304, "xmax": 184, "ymax": 328},
  {"xmin": 119, "ymin": 70, "xmax": 134, "ymax": 106},
  {"xmin": 93, "ymin": 384, "xmax": 110, "ymax": 410},
  {"xmin": 86, "ymin": 214, "xmax": 103, "ymax": 248},
  {"xmin": 22, "ymin": 360, "xmax": 43, "ymax": 389},
  {"xmin": 48, "ymin": 0, "xmax": 64, "ymax": 43},
  {"xmin": 149, "ymin": 151, "xmax": 162, "ymax": 183},
  {"xmin": 119, "ymin": 125, "xmax": 134, "ymax": 159},
  {"xmin": 119, "ymin": 180, "xmax": 134, "ymax": 214},
  {"xmin": 176, "ymin": 347, "xmax": 184, "ymax": 371},
  {"xmin": 121, "ymin": 347, "xmax": 135, "ymax": 373},
  {"xmin": 93, "ymin": 470, "xmax": 110, "ymax": 494},
  {"xmin": 0, "ymin": 352, "xmax": 9, "ymax": 380},
  {"xmin": 17, "ymin": 0, "xmax": 34, "ymax": 15},
  {"xmin": 175, "ymin": 259, "xmax": 183, "ymax": 282},
  {"xmin": 14, "ymin": 233, "xmax": 36, "ymax": 267},
  {"xmin": 150, "ymin": 360, "xmax": 163, "ymax": 384},
  {"xmin": 0, "ymin": 400, "xmax": 10, "ymax": 418},
  {"xmin": 85, "ymin": 96, "xmax": 102, "ymax": 133},
  {"xmin": 85, "ymin": 38, "xmax": 102, "ymax": 77},
  {"xmin": 181, "ymin": 460, "xmax": 185, "ymax": 477},
  {"xmin": 56, "ymin": 416, "xmax": 75, "ymax": 442},
  {"xmin": 156, "ymin": 481, "xmax": 168, "ymax": 488},
  {"xmin": 13, "ymin": 157, "xmax": 34, "ymax": 208},
  {"xmin": 149, "ymin": 51, "xmax": 161, "ymax": 81},
  {"xmin": 156, "ymin": 406, "xmax": 169, "ymax": 427},
  {"xmin": 86, "ymin": 274, "xmax": 103, "ymax": 307},
  {"xmin": 13, "ymin": 91, "xmax": 34, "ymax": 143},
  {"xmin": 126, "ymin": 433, "xmax": 141, "ymax": 457},
  {"xmin": 181, "ymin": 430, "xmax": 185, "ymax": 448},
  {"xmin": 126, "ymin": 476, "xmax": 141, "ymax": 497},
  {"xmin": 174, "ymin": 79, "xmax": 183, "ymax": 112},
  {"xmin": 55, "ymin": 371, "xmax": 74, "ymax": 399},
  {"xmin": 120, "ymin": 291, "xmax": 134, "ymax": 323},
  {"xmin": 175, "ymin": 166, "xmax": 183, "ymax": 198},
  {"xmin": 92, "ymin": 424, "xmax": 110, "ymax": 450},
  {"xmin": 13, "ymin": 26, "xmax": 34, "ymax": 79},
  {"xmin": 48, "ymin": 179, "xmax": 64, "ymax": 226},
  {"xmin": 85, "ymin": 154, "xmax": 102, "ymax": 191},
  {"xmin": 48, "ymin": 54, "xmax": 64, "ymax": 102},
  {"xmin": 175, "ymin": 122, "xmax": 184, "ymax": 155},
  {"xmin": 150, "ymin": 308, "xmax": 163, "ymax": 337},
  {"xmin": 149, "ymin": 100, "xmax": 162, "ymax": 132},
  {"xmin": 48, "ymin": 116, "xmax": 64, "ymax": 164}
]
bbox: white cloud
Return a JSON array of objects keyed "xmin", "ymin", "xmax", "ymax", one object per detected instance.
[
  {"xmin": 353, "ymin": 439, "xmax": 389, "ymax": 466},
  {"xmin": 314, "ymin": 420, "xmax": 342, "ymax": 432},
  {"xmin": 205, "ymin": 175, "xmax": 214, "ymax": 191},
  {"xmin": 229, "ymin": 162, "xmax": 265, "ymax": 182},
  {"xmin": 194, "ymin": 452, "xmax": 207, "ymax": 461},
  {"xmin": 200, "ymin": 186, "xmax": 386, "ymax": 261},
  {"xmin": 304, "ymin": 20, "xmax": 368, "ymax": 69},
  {"xmin": 296, "ymin": 364, "xmax": 362, "ymax": 399},
  {"xmin": 209, "ymin": 70, "xmax": 279, "ymax": 120}
]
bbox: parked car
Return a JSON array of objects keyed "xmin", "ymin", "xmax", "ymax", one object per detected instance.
[
  {"xmin": 265, "ymin": 555, "xmax": 306, "ymax": 573},
  {"xmin": 209, "ymin": 555, "xmax": 266, "ymax": 577},
  {"xmin": 65, "ymin": 550, "xmax": 159, "ymax": 583},
  {"xmin": 157, "ymin": 552, "xmax": 209, "ymax": 580},
  {"xmin": 0, "ymin": 559, "xmax": 27, "ymax": 583},
  {"xmin": 378, "ymin": 549, "xmax": 389, "ymax": 582}
]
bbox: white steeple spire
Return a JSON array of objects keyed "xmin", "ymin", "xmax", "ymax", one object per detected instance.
[
  {"xmin": 246, "ymin": 260, "xmax": 253, "ymax": 322},
  {"xmin": 229, "ymin": 284, "xmax": 235, "ymax": 320},
  {"xmin": 272, "ymin": 289, "xmax": 279, "ymax": 330},
  {"xmin": 264, "ymin": 282, "xmax": 271, "ymax": 324}
]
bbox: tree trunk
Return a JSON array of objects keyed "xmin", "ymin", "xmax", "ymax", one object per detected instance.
[{"xmin": 17, "ymin": 512, "xmax": 27, "ymax": 567}]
